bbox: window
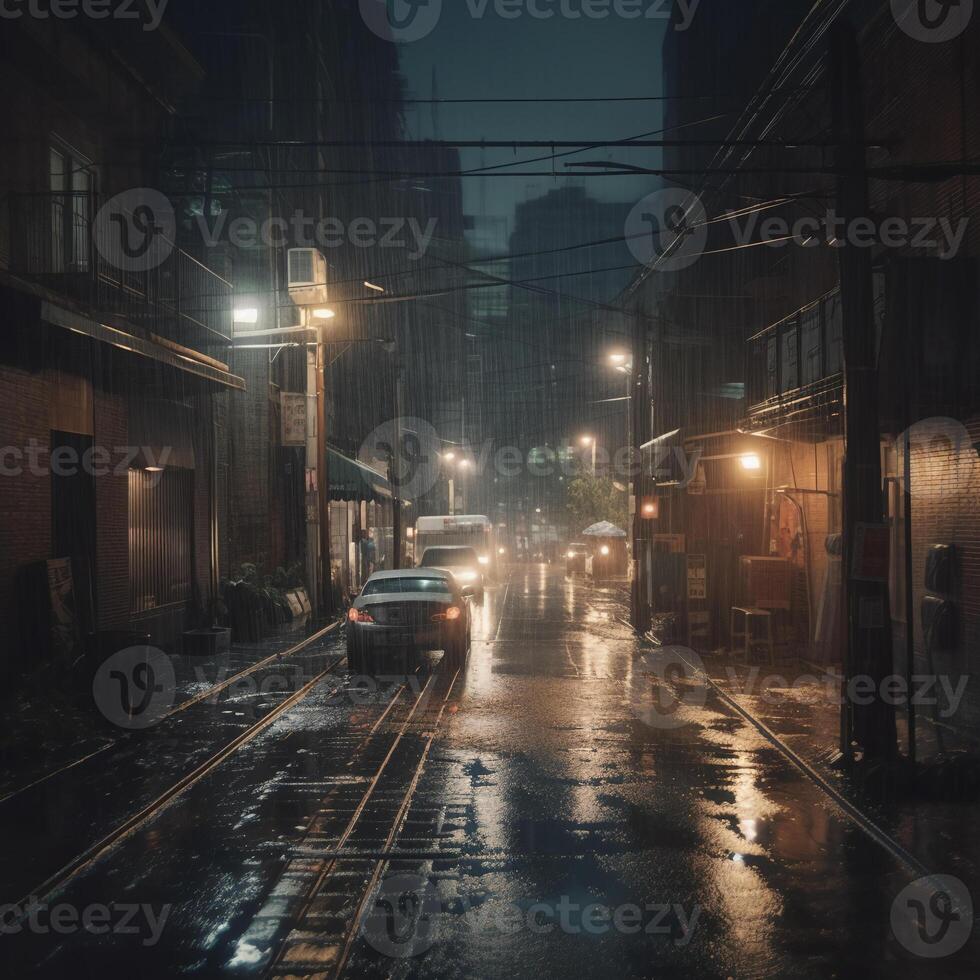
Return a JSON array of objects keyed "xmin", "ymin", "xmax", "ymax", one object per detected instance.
[
  {"xmin": 824, "ymin": 292, "xmax": 843, "ymax": 375},
  {"xmin": 420, "ymin": 547, "xmax": 478, "ymax": 567},
  {"xmin": 361, "ymin": 577, "xmax": 452, "ymax": 595},
  {"xmin": 780, "ymin": 322, "xmax": 799, "ymax": 392},
  {"xmin": 800, "ymin": 304, "xmax": 822, "ymax": 386},
  {"xmin": 766, "ymin": 335, "xmax": 778, "ymax": 398},
  {"xmin": 49, "ymin": 144, "xmax": 94, "ymax": 273}
]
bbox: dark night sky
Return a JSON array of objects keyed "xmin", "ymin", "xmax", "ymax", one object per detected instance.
[{"xmin": 396, "ymin": 3, "xmax": 670, "ymax": 251}]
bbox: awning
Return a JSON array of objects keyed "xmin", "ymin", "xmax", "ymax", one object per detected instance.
[
  {"xmin": 39, "ymin": 299, "xmax": 245, "ymax": 391},
  {"xmin": 329, "ymin": 449, "xmax": 392, "ymax": 502}
]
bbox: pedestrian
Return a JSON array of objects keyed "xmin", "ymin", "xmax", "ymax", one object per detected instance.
[{"xmin": 358, "ymin": 528, "xmax": 377, "ymax": 582}]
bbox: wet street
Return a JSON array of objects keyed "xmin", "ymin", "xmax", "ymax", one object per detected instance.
[{"xmin": 1, "ymin": 565, "xmax": 970, "ymax": 979}]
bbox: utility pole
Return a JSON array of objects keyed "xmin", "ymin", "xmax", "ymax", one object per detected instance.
[
  {"xmin": 832, "ymin": 20, "xmax": 896, "ymax": 770},
  {"xmin": 630, "ymin": 313, "xmax": 651, "ymax": 633},
  {"xmin": 391, "ymin": 351, "xmax": 406, "ymax": 569},
  {"xmin": 315, "ymin": 323, "xmax": 333, "ymax": 617}
]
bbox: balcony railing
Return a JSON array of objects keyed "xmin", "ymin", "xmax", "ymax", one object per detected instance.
[{"xmin": 3, "ymin": 192, "xmax": 232, "ymax": 354}]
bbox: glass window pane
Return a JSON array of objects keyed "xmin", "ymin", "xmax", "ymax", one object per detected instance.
[
  {"xmin": 800, "ymin": 304, "xmax": 822, "ymax": 386},
  {"xmin": 825, "ymin": 292, "xmax": 843, "ymax": 374},
  {"xmin": 781, "ymin": 323, "xmax": 799, "ymax": 392}
]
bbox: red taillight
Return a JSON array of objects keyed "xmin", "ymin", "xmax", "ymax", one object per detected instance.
[
  {"xmin": 433, "ymin": 606, "xmax": 462, "ymax": 623},
  {"xmin": 349, "ymin": 607, "xmax": 374, "ymax": 624}
]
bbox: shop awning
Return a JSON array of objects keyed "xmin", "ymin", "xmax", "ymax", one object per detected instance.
[{"xmin": 328, "ymin": 449, "xmax": 392, "ymax": 502}]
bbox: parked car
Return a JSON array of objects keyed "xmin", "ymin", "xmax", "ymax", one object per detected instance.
[
  {"xmin": 417, "ymin": 545, "xmax": 486, "ymax": 603},
  {"xmin": 347, "ymin": 569, "xmax": 472, "ymax": 674},
  {"xmin": 566, "ymin": 543, "xmax": 588, "ymax": 575}
]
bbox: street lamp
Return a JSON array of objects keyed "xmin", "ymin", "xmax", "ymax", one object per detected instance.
[
  {"xmin": 442, "ymin": 453, "xmax": 470, "ymax": 514},
  {"xmin": 740, "ymin": 453, "xmax": 763, "ymax": 472}
]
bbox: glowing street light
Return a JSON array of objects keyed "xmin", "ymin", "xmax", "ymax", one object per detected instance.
[
  {"xmin": 740, "ymin": 453, "xmax": 763, "ymax": 472},
  {"xmin": 579, "ymin": 434, "xmax": 597, "ymax": 474},
  {"xmin": 233, "ymin": 307, "xmax": 259, "ymax": 325},
  {"xmin": 312, "ymin": 308, "xmax": 336, "ymax": 320}
]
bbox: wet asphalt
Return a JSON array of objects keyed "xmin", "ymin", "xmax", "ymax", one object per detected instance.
[{"xmin": 1, "ymin": 565, "xmax": 975, "ymax": 978}]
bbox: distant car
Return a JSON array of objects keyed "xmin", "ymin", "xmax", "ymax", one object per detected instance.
[
  {"xmin": 347, "ymin": 569, "xmax": 472, "ymax": 674},
  {"xmin": 566, "ymin": 543, "xmax": 588, "ymax": 575},
  {"xmin": 417, "ymin": 545, "xmax": 485, "ymax": 603}
]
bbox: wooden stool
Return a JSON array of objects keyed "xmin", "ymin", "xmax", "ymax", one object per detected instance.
[{"xmin": 730, "ymin": 606, "xmax": 776, "ymax": 665}]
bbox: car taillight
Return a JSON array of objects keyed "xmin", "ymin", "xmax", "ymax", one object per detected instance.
[
  {"xmin": 431, "ymin": 606, "xmax": 462, "ymax": 623},
  {"xmin": 348, "ymin": 607, "xmax": 374, "ymax": 624}
]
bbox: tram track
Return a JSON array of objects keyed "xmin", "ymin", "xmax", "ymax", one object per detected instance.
[
  {"xmin": 252, "ymin": 665, "xmax": 462, "ymax": 978},
  {"xmin": 10, "ymin": 641, "xmax": 349, "ymax": 916},
  {"xmin": 0, "ymin": 620, "xmax": 342, "ymax": 808}
]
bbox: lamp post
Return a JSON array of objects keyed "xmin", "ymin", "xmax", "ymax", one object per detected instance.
[
  {"xmin": 579, "ymin": 435, "xmax": 597, "ymax": 475},
  {"xmin": 442, "ymin": 452, "xmax": 470, "ymax": 515}
]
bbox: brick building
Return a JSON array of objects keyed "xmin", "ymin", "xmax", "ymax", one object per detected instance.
[{"xmin": 0, "ymin": 12, "xmax": 242, "ymax": 680}]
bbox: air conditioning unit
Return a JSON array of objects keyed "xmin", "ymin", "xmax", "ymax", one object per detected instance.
[{"xmin": 287, "ymin": 248, "xmax": 328, "ymax": 307}]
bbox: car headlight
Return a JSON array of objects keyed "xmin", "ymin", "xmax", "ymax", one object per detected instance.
[{"xmin": 459, "ymin": 570, "xmax": 478, "ymax": 582}]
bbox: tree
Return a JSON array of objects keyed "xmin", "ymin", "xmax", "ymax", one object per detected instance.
[{"xmin": 566, "ymin": 473, "xmax": 628, "ymax": 536}]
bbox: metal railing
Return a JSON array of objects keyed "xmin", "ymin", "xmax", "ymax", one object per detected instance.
[{"xmin": 4, "ymin": 192, "xmax": 233, "ymax": 352}]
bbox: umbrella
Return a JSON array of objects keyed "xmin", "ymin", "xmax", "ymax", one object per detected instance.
[{"xmin": 582, "ymin": 521, "xmax": 627, "ymax": 538}]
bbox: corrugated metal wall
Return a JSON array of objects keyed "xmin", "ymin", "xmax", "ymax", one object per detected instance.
[{"xmin": 128, "ymin": 468, "xmax": 194, "ymax": 614}]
